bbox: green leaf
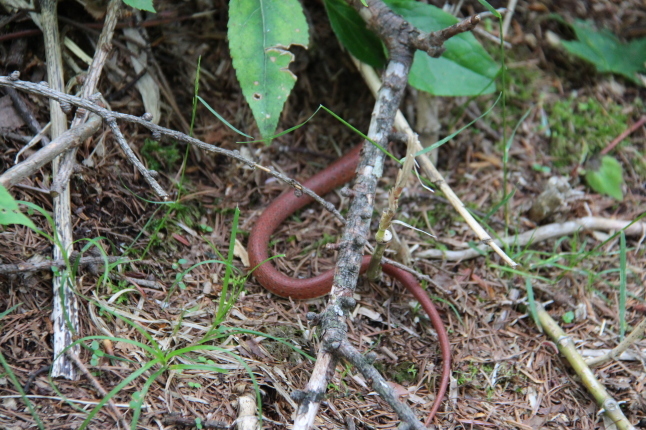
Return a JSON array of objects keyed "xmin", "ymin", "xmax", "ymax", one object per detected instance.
[
  {"xmin": 562, "ymin": 311, "xmax": 575, "ymax": 324},
  {"xmin": 121, "ymin": 0, "xmax": 155, "ymax": 12},
  {"xmin": 228, "ymin": 0, "xmax": 309, "ymax": 139},
  {"xmin": 385, "ymin": 0, "xmax": 500, "ymax": 96},
  {"xmin": 476, "ymin": 0, "xmax": 501, "ymax": 18},
  {"xmin": 561, "ymin": 19, "xmax": 646, "ymax": 85},
  {"xmin": 585, "ymin": 155, "xmax": 624, "ymax": 201},
  {"xmin": 0, "ymin": 185, "xmax": 37, "ymax": 230},
  {"xmin": 323, "ymin": 0, "xmax": 387, "ymax": 68}
]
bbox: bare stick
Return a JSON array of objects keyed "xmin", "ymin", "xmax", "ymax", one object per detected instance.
[
  {"xmin": 40, "ymin": 0, "xmax": 79, "ymax": 380},
  {"xmin": 0, "ymin": 114, "xmax": 102, "ymax": 189},
  {"xmin": 537, "ymin": 306, "xmax": 636, "ymax": 430},
  {"xmin": 352, "ymin": 58, "xmax": 518, "ymax": 268},
  {"xmin": 0, "ymin": 77, "xmax": 345, "ymax": 222},
  {"xmin": 415, "ymin": 217, "xmax": 646, "ymax": 261},
  {"xmin": 0, "ymin": 255, "xmax": 129, "ymax": 275},
  {"xmin": 337, "ymin": 340, "xmax": 427, "ymax": 430},
  {"xmin": 50, "ymin": 0, "xmax": 122, "ymax": 195},
  {"xmin": 105, "ymin": 116, "xmax": 169, "ymax": 199},
  {"xmin": 294, "ymin": 3, "xmax": 483, "ymax": 429}
]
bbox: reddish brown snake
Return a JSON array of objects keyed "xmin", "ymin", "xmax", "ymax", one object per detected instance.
[{"xmin": 247, "ymin": 145, "xmax": 450, "ymax": 424}]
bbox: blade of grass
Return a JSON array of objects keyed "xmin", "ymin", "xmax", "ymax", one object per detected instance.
[
  {"xmin": 619, "ymin": 231, "xmax": 627, "ymax": 340},
  {"xmin": 130, "ymin": 368, "xmax": 164, "ymax": 430},
  {"xmin": 0, "ymin": 351, "xmax": 45, "ymax": 430},
  {"xmin": 198, "ymin": 96, "xmax": 253, "ymax": 139},
  {"xmin": 216, "ymin": 206, "xmax": 240, "ymax": 323},
  {"xmin": 414, "ymin": 93, "xmax": 502, "ymax": 158},
  {"xmin": 78, "ymin": 358, "xmax": 162, "ymax": 430}
]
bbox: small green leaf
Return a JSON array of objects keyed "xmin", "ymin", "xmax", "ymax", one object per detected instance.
[
  {"xmin": 585, "ymin": 155, "xmax": 624, "ymax": 200},
  {"xmin": 0, "ymin": 185, "xmax": 37, "ymax": 230},
  {"xmin": 562, "ymin": 311, "xmax": 575, "ymax": 324},
  {"xmin": 121, "ymin": 0, "xmax": 155, "ymax": 12},
  {"xmin": 228, "ymin": 0, "xmax": 309, "ymax": 139},
  {"xmin": 561, "ymin": 19, "xmax": 646, "ymax": 85},
  {"xmin": 323, "ymin": 0, "xmax": 387, "ymax": 68}
]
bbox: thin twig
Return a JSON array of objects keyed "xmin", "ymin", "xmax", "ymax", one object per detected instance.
[
  {"xmin": 0, "ymin": 77, "xmax": 345, "ymax": 222},
  {"xmin": 600, "ymin": 116, "xmax": 646, "ymax": 156},
  {"xmin": 66, "ymin": 351, "xmax": 130, "ymax": 429},
  {"xmin": 415, "ymin": 217, "xmax": 646, "ymax": 261},
  {"xmin": 586, "ymin": 317, "xmax": 646, "ymax": 367}
]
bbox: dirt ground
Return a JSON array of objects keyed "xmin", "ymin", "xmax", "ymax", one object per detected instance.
[{"xmin": 0, "ymin": 0, "xmax": 645, "ymax": 429}]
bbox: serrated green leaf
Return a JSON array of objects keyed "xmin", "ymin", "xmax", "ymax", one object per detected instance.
[
  {"xmin": 0, "ymin": 185, "xmax": 37, "ymax": 230},
  {"xmin": 585, "ymin": 155, "xmax": 624, "ymax": 200},
  {"xmin": 228, "ymin": 0, "xmax": 309, "ymax": 139},
  {"xmin": 385, "ymin": 0, "xmax": 500, "ymax": 96},
  {"xmin": 121, "ymin": 0, "xmax": 155, "ymax": 12},
  {"xmin": 561, "ymin": 19, "xmax": 646, "ymax": 85},
  {"xmin": 323, "ymin": 0, "xmax": 387, "ymax": 68}
]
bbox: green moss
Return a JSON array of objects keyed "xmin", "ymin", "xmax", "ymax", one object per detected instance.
[
  {"xmin": 141, "ymin": 139, "xmax": 183, "ymax": 171},
  {"xmin": 549, "ymin": 96, "xmax": 627, "ymax": 169},
  {"xmin": 391, "ymin": 361, "xmax": 418, "ymax": 383}
]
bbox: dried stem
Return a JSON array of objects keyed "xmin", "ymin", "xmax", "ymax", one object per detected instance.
[
  {"xmin": 536, "ymin": 306, "xmax": 636, "ymax": 430},
  {"xmin": 586, "ymin": 317, "xmax": 646, "ymax": 367},
  {"xmin": 416, "ymin": 217, "xmax": 646, "ymax": 261},
  {"xmin": 40, "ymin": 0, "xmax": 79, "ymax": 380}
]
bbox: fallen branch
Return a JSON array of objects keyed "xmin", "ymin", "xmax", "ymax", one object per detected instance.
[
  {"xmin": 0, "ymin": 255, "xmax": 128, "ymax": 275},
  {"xmin": 293, "ymin": 2, "xmax": 485, "ymax": 429},
  {"xmin": 537, "ymin": 305, "xmax": 636, "ymax": 430},
  {"xmin": 41, "ymin": 0, "xmax": 80, "ymax": 380},
  {"xmin": 0, "ymin": 77, "xmax": 346, "ymax": 223},
  {"xmin": 0, "ymin": 114, "xmax": 102, "ymax": 189},
  {"xmin": 415, "ymin": 217, "xmax": 646, "ymax": 261}
]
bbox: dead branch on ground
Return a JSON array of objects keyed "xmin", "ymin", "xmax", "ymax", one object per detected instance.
[{"xmin": 292, "ymin": 2, "xmax": 486, "ymax": 429}]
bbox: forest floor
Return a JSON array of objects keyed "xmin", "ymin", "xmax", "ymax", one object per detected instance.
[{"xmin": 0, "ymin": 0, "xmax": 645, "ymax": 429}]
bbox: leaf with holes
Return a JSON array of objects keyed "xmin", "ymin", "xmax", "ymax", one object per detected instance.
[
  {"xmin": 585, "ymin": 155, "xmax": 624, "ymax": 201},
  {"xmin": 228, "ymin": 0, "xmax": 309, "ymax": 139},
  {"xmin": 122, "ymin": 0, "xmax": 156, "ymax": 12}
]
